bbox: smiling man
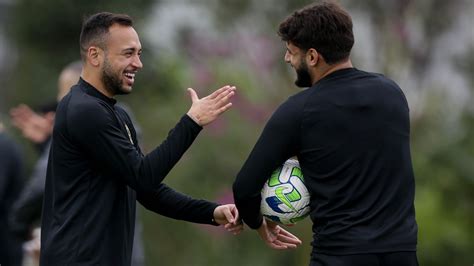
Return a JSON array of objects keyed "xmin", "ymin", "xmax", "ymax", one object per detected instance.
[
  {"xmin": 40, "ymin": 12, "xmax": 241, "ymax": 265},
  {"xmin": 233, "ymin": 1, "xmax": 418, "ymax": 265}
]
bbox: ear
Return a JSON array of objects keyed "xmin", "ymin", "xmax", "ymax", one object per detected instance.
[
  {"xmin": 87, "ymin": 46, "xmax": 102, "ymax": 67},
  {"xmin": 306, "ymin": 48, "xmax": 319, "ymax": 67}
]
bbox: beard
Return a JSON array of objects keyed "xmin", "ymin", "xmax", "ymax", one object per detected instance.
[
  {"xmin": 101, "ymin": 57, "xmax": 129, "ymax": 95},
  {"xmin": 294, "ymin": 60, "xmax": 313, "ymax": 88}
]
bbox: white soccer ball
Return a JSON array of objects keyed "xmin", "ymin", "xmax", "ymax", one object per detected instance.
[{"xmin": 260, "ymin": 159, "xmax": 310, "ymax": 225}]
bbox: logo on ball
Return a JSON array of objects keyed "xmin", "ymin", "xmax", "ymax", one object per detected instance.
[{"xmin": 261, "ymin": 159, "xmax": 310, "ymax": 225}]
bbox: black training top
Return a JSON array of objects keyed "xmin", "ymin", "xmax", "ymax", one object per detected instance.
[
  {"xmin": 233, "ymin": 68, "xmax": 417, "ymax": 255},
  {"xmin": 40, "ymin": 78, "xmax": 218, "ymax": 266},
  {"xmin": 0, "ymin": 132, "xmax": 24, "ymax": 265}
]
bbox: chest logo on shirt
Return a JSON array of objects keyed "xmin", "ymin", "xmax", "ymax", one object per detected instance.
[{"xmin": 124, "ymin": 123, "xmax": 134, "ymax": 145}]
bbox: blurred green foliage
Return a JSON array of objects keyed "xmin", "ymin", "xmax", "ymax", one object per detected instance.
[
  {"xmin": 3, "ymin": 0, "xmax": 155, "ymax": 108},
  {"xmin": 2, "ymin": 0, "xmax": 473, "ymax": 265}
]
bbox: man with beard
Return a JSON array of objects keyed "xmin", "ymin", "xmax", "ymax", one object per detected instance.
[
  {"xmin": 11, "ymin": 61, "xmax": 146, "ymax": 265},
  {"xmin": 40, "ymin": 12, "xmax": 242, "ymax": 265},
  {"xmin": 232, "ymin": 1, "xmax": 418, "ymax": 265}
]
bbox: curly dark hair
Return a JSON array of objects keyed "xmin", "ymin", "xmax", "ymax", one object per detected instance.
[
  {"xmin": 79, "ymin": 12, "xmax": 133, "ymax": 60},
  {"xmin": 278, "ymin": 1, "xmax": 354, "ymax": 64}
]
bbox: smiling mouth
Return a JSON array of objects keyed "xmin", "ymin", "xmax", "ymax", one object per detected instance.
[{"xmin": 124, "ymin": 72, "xmax": 135, "ymax": 84}]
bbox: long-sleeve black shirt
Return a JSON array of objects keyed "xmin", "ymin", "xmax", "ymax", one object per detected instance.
[
  {"xmin": 9, "ymin": 140, "xmax": 50, "ymax": 240},
  {"xmin": 0, "ymin": 132, "xmax": 24, "ymax": 266},
  {"xmin": 40, "ymin": 78, "xmax": 218, "ymax": 265},
  {"xmin": 233, "ymin": 68, "xmax": 417, "ymax": 255}
]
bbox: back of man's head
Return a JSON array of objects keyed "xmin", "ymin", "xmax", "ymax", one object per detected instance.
[{"xmin": 57, "ymin": 61, "xmax": 82, "ymax": 101}]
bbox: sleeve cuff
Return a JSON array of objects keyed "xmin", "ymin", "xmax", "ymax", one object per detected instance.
[
  {"xmin": 209, "ymin": 203, "xmax": 220, "ymax": 226},
  {"xmin": 245, "ymin": 215, "xmax": 263, "ymax": 230},
  {"xmin": 183, "ymin": 114, "xmax": 203, "ymax": 130}
]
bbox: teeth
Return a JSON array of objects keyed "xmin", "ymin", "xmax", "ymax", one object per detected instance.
[{"xmin": 124, "ymin": 73, "xmax": 135, "ymax": 78}]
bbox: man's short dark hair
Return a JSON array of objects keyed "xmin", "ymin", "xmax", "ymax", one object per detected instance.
[
  {"xmin": 79, "ymin": 12, "xmax": 133, "ymax": 61},
  {"xmin": 278, "ymin": 1, "xmax": 354, "ymax": 64}
]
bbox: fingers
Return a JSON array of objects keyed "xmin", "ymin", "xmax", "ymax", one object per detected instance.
[
  {"xmin": 272, "ymin": 239, "xmax": 296, "ymax": 249},
  {"xmin": 186, "ymin": 85, "xmax": 236, "ymax": 126},
  {"xmin": 10, "ymin": 105, "xmax": 30, "ymax": 128},
  {"xmin": 213, "ymin": 204, "xmax": 242, "ymax": 229},
  {"xmin": 258, "ymin": 221, "xmax": 302, "ymax": 250},
  {"xmin": 10, "ymin": 104, "xmax": 40, "ymax": 127},
  {"xmin": 10, "ymin": 104, "xmax": 35, "ymax": 121},
  {"xmin": 267, "ymin": 234, "xmax": 299, "ymax": 250},
  {"xmin": 208, "ymin": 85, "xmax": 234, "ymax": 100},
  {"xmin": 215, "ymin": 102, "xmax": 233, "ymax": 116},
  {"xmin": 187, "ymin": 88, "xmax": 199, "ymax": 103},
  {"xmin": 213, "ymin": 88, "xmax": 235, "ymax": 113},
  {"xmin": 213, "ymin": 91, "xmax": 235, "ymax": 111},
  {"xmin": 223, "ymin": 206, "xmax": 235, "ymax": 224},
  {"xmin": 273, "ymin": 226, "xmax": 302, "ymax": 247},
  {"xmin": 224, "ymin": 222, "xmax": 244, "ymax": 235},
  {"xmin": 212, "ymin": 86, "xmax": 236, "ymax": 102},
  {"xmin": 264, "ymin": 233, "xmax": 292, "ymax": 250},
  {"xmin": 204, "ymin": 86, "xmax": 235, "ymax": 115},
  {"xmin": 230, "ymin": 206, "xmax": 240, "ymax": 225},
  {"xmin": 276, "ymin": 233, "xmax": 302, "ymax": 246},
  {"xmin": 11, "ymin": 104, "xmax": 34, "ymax": 115},
  {"xmin": 278, "ymin": 228, "xmax": 302, "ymax": 244},
  {"xmin": 224, "ymin": 222, "xmax": 241, "ymax": 230},
  {"xmin": 258, "ymin": 221, "xmax": 282, "ymax": 249},
  {"xmin": 221, "ymin": 205, "xmax": 243, "ymax": 235}
]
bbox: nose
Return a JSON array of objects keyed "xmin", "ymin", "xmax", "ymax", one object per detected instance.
[
  {"xmin": 133, "ymin": 55, "xmax": 143, "ymax": 69},
  {"xmin": 284, "ymin": 51, "xmax": 291, "ymax": 63}
]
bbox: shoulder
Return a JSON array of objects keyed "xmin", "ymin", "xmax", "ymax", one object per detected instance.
[
  {"xmin": 371, "ymin": 72, "xmax": 407, "ymax": 100},
  {"xmin": 279, "ymin": 88, "xmax": 314, "ymax": 114},
  {"xmin": 64, "ymin": 89, "xmax": 116, "ymax": 131},
  {"xmin": 268, "ymin": 90, "xmax": 308, "ymax": 125},
  {"xmin": 282, "ymin": 89, "xmax": 312, "ymax": 108},
  {"xmin": 359, "ymin": 70, "xmax": 401, "ymax": 89},
  {"xmin": 115, "ymin": 103, "xmax": 134, "ymax": 122},
  {"xmin": 358, "ymin": 70, "xmax": 409, "ymax": 107}
]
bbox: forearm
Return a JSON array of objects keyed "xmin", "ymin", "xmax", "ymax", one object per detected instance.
[
  {"xmin": 137, "ymin": 183, "xmax": 218, "ymax": 225},
  {"xmin": 135, "ymin": 115, "xmax": 202, "ymax": 189},
  {"xmin": 232, "ymin": 191, "xmax": 263, "ymax": 229},
  {"xmin": 233, "ymin": 103, "xmax": 300, "ymax": 229},
  {"xmin": 233, "ymin": 134, "xmax": 289, "ymax": 229},
  {"xmin": 83, "ymin": 114, "xmax": 202, "ymax": 191}
]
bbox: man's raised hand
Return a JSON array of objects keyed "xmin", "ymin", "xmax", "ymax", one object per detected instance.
[{"xmin": 186, "ymin": 85, "xmax": 236, "ymax": 126}]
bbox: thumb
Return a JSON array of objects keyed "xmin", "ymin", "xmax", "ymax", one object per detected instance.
[
  {"xmin": 187, "ymin": 88, "xmax": 199, "ymax": 103},
  {"xmin": 223, "ymin": 207, "xmax": 235, "ymax": 224},
  {"xmin": 231, "ymin": 207, "xmax": 240, "ymax": 225}
]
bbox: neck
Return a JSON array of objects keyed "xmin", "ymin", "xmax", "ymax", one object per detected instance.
[
  {"xmin": 81, "ymin": 68, "xmax": 114, "ymax": 98},
  {"xmin": 312, "ymin": 59, "xmax": 353, "ymax": 84}
]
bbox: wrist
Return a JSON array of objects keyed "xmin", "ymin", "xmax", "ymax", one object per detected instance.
[
  {"xmin": 211, "ymin": 205, "xmax": 220, "ymax": 225},
  {"xmin": 186, "ymin": 112, "xmax": 201, "ymax": 126}
]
